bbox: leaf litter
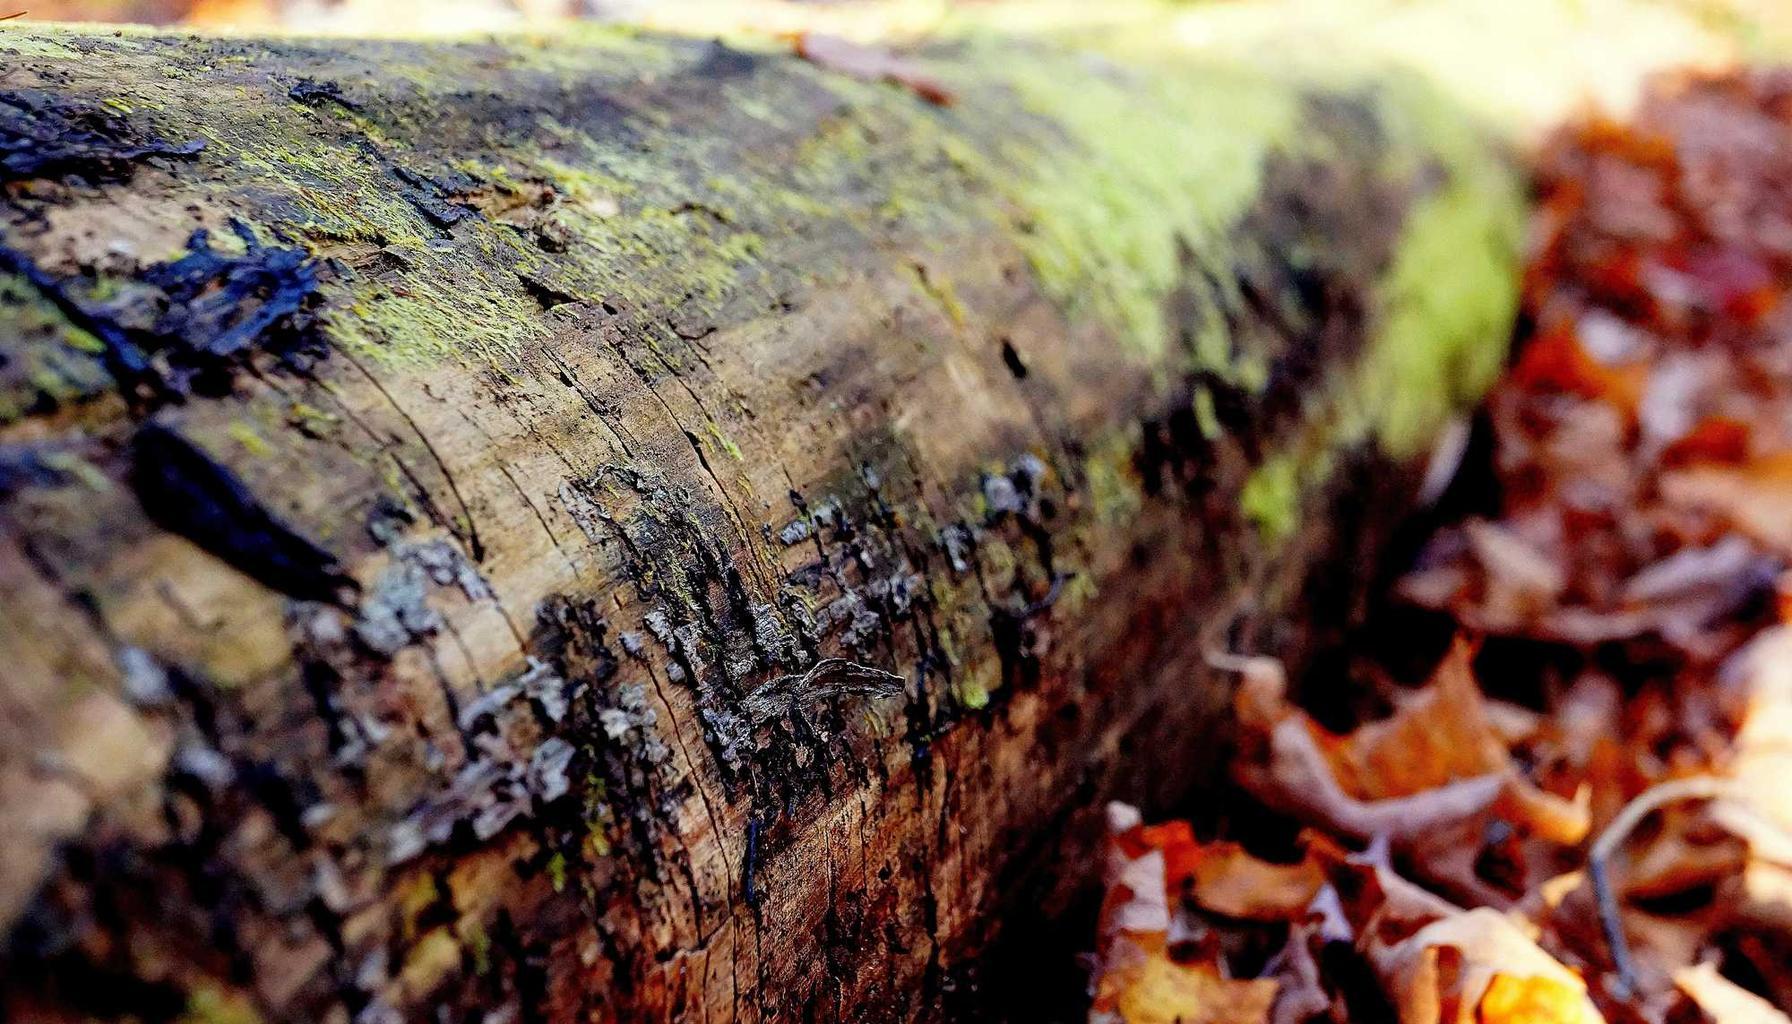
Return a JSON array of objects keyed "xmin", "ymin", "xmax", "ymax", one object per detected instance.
[{"xmin": 1086, "ymin": 68, "xmax": 1792, "ymax": 1024}]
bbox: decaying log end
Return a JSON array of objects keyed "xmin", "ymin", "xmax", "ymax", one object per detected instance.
[{"xmin": 0, "ymin": 13, "xmax": 1520, "ymax": 1023}]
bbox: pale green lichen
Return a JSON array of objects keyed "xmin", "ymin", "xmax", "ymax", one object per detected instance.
[
  {"xmin": 1082, "ymin": 432, "xmax": 1145, "ymax": 526},
  {"xmin": 4, "ymin": 18, "xmax": 1316, "ymax": 386},
  {"xmin": 953, "ymin": 659, "xmax": 997, "ymax": 711},
  {"xmin": 3, "ymin": 16, "xmax": 1519, "ymax": 537},
  {"xmin": 0, "ymin": 31, "xmax": 84, "ymax": 60},
  {"xmin": 0, "ymin": 274, "xmax": 111, "ymax": 423},
  {"xmin": 39, "ymin": 450, "xmax": 112, "ymax": 492},
  {"xmin": 905, "ymin": 262, "xmax": 968, "ymax": 327}
]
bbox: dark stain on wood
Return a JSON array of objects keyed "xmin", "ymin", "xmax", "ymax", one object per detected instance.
[{"xmin": 129, "ymin": 422, "xmax": 353, "ymax": 603}]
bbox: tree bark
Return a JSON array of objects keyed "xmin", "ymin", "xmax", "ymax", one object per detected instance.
[{"xmin": 0, "ymin": 17, "xmax": 1521, "ymax": 1024}]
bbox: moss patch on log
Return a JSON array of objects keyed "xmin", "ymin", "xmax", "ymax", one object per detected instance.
[
  {"xmin": 3, "ymin": 17, "xmax": 1512, "ymax": 406},
  {"xmin": 1352, "ymin": 77, "xmax": 1524, "ymax": 457},
  {"xmin": 958, "ymin": 41, "xmax": 1307, "ymax": 366}
]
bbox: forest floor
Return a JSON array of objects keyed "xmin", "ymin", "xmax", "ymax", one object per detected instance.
[{"xmin": 1084, "ymin": 68, "xmax": 1792, "ymax": 1024}]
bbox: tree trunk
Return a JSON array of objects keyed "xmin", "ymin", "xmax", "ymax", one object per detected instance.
[{"xmin": 0, "ymin": 17, "xmax": 1521, "ymax": 1024}]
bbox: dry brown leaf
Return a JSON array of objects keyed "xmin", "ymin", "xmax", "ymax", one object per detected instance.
[
  {"xmin": 791, "ymin": 32, "xmax": 954, "ymax": 106},
  {"xmin": 1183, "ymin": 841, "xmax": 1325, "ymax": 923},
  {"xmin": 1163, "ymin": 68, "xmax": 1792, "ymax": 1024},
  {"xmin": 1094, "ymin": 804, "xmax": 1283, "ymax": 1024},
  {"xmin": 1090, "ymin": 940, "xmax": 1279, "ymax": 1024},
  {"xmin": 1674, "ymin": 961, "xmax": 1791, "ymax": 1024},
  {"xmin": 1662, "ymin": 454, "xmax": 1792, "ymax": 555},
  {"xmin": 1720, "ymin": 627, "xmax": 1792, "ymax": 845},
  {"xmin": 1267, "ymin": 926, "xmax": 1332, "ymax": 1024},
  {"xmin": 1735, "ymin": 860, "xmax": 1792, "ymax": 931}
]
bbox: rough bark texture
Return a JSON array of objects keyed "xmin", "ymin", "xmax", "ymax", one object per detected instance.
[{"xmin": 0, "ymin": 17, "xmax": 1520, "ymax": 1024}]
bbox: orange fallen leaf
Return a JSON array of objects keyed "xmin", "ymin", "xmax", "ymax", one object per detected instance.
[
  {"xmin": 1480, "ymin": 970, "xmax": 1599, "ymax": 1024},
  {"xmin": 1509, "ymin": 325, "xmax": 1647, "ymax": 416},
  {"xmin": 1317, "ymin": 637, "xmax": 1510, "ymax": 799},
  {"xmin": 1661, "ymin": 416, "xmax": 1752, "ymax": 468},
  {"xmin": 1114, "ymin": 818, "xmax": 1323, "ymax": 922}
]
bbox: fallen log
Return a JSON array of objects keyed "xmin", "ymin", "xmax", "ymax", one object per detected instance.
[{"xmin": 0, "ymin": 13, "xmax": 1523, "ymax": 1023}]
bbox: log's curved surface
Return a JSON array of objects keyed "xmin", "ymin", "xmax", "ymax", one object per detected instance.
[{"xmin": 0, "ymin": 15, "xmax": 1521, "ymax": 1024}]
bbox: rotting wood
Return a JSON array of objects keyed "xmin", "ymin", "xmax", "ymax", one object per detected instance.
[{"xmin": 0, "ymin": 13, "xmax": 1524, "ymax": 1024}]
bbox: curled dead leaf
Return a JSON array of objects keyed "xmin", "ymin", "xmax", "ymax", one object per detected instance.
[
  {"xmin": 1225, "ymin": 641, "xmax": 1588, "ymax": 851},
  {"xmin": 1113, "ymin": 814, "xmax": 1323, "ymax": 923},
  {"xmin": 1674, "ymin": 961, "xmax": 1791, "ymax": 1024},
  {"xmin": 1662, "ymin": 454, "xmax": 1792, "ymax": 556},
  {"xmin": 1370, "ymin": 908, "xmax": 1604, "ymax": 1024}
]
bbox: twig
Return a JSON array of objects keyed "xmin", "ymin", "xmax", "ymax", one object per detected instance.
[
  {"xmin": 743, "ymin": 816, "xmax": 761, "ymax": 908},
  {"xmin": 739, "ymin": 657, "xmax": 904, "ymax": 724},
  {"xmin": 0, "ymin": 12, "xmax": 26, "ymax": 21},
  {"xmin": 1585, "ymin": 775, "xmax": 1731, "ymax": 997},
  {"xmin": 1587, "ymin": 857, "xmax": 1638, "ymax": 999}
]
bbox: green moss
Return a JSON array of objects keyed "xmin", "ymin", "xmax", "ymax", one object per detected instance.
[
  {"xmin": 704, "ymin": 419, "xmax": 745, "ymax": 462},
  {"xmin": 462, "ymin": 920, "xmax": 494, "ymax": 977},
  {"xmin": 957, "ymin": 38, "xmax": 1307, "ymax": 364},
  {"xmin": 1349, "ymin": 80, "xmax": 1524, "ymax": 457},
  {"xmin": 178, "ymin": 987, "xmax": 263, "ymax": 1024},
  {"xmin": 13, "ymin": 20, "xmax": 1279, "ymax": 379},
  {"xmin": 1353, "ymin": 187, "xmax": 1519, "ymax": 456},
  {"xmin": 1059, "ymin": 570, "xmax": 1099, "ymax": 615},
  {"xmin": 2, "ymin": 16, "xmax": 1517, "ymax": 478},
  {"xmin": 1239, "ymin": 453, "xmax": 1302, "ymax": 542},
  {"xmin": 328, "ymin": 267, "xmax": 549, "ymax": 367},
  {"xmin": 61, "ymin": 324, "xmax": 106, "ymax": 355},
  {"xmin": 1082, "ymin": 433, "xmax": 1144, "ymax": 525},
  {"xmin": 396, "ymin": 872, "xmax": 442, "ymax": 942},
  {"xmin": 1221, "ymin": 74, "xmax": 1521, "ymax": 542},
  {"xmin": 39, "ymin": 451, "xmax": 111, "ymax": 492},
  {"xmin": 0, "ymin": 32, "xmax": 84, "ymax": 60},
  {"xmin": 286, "ymin": 400, "xmax": 340, "ymax": 435}
]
